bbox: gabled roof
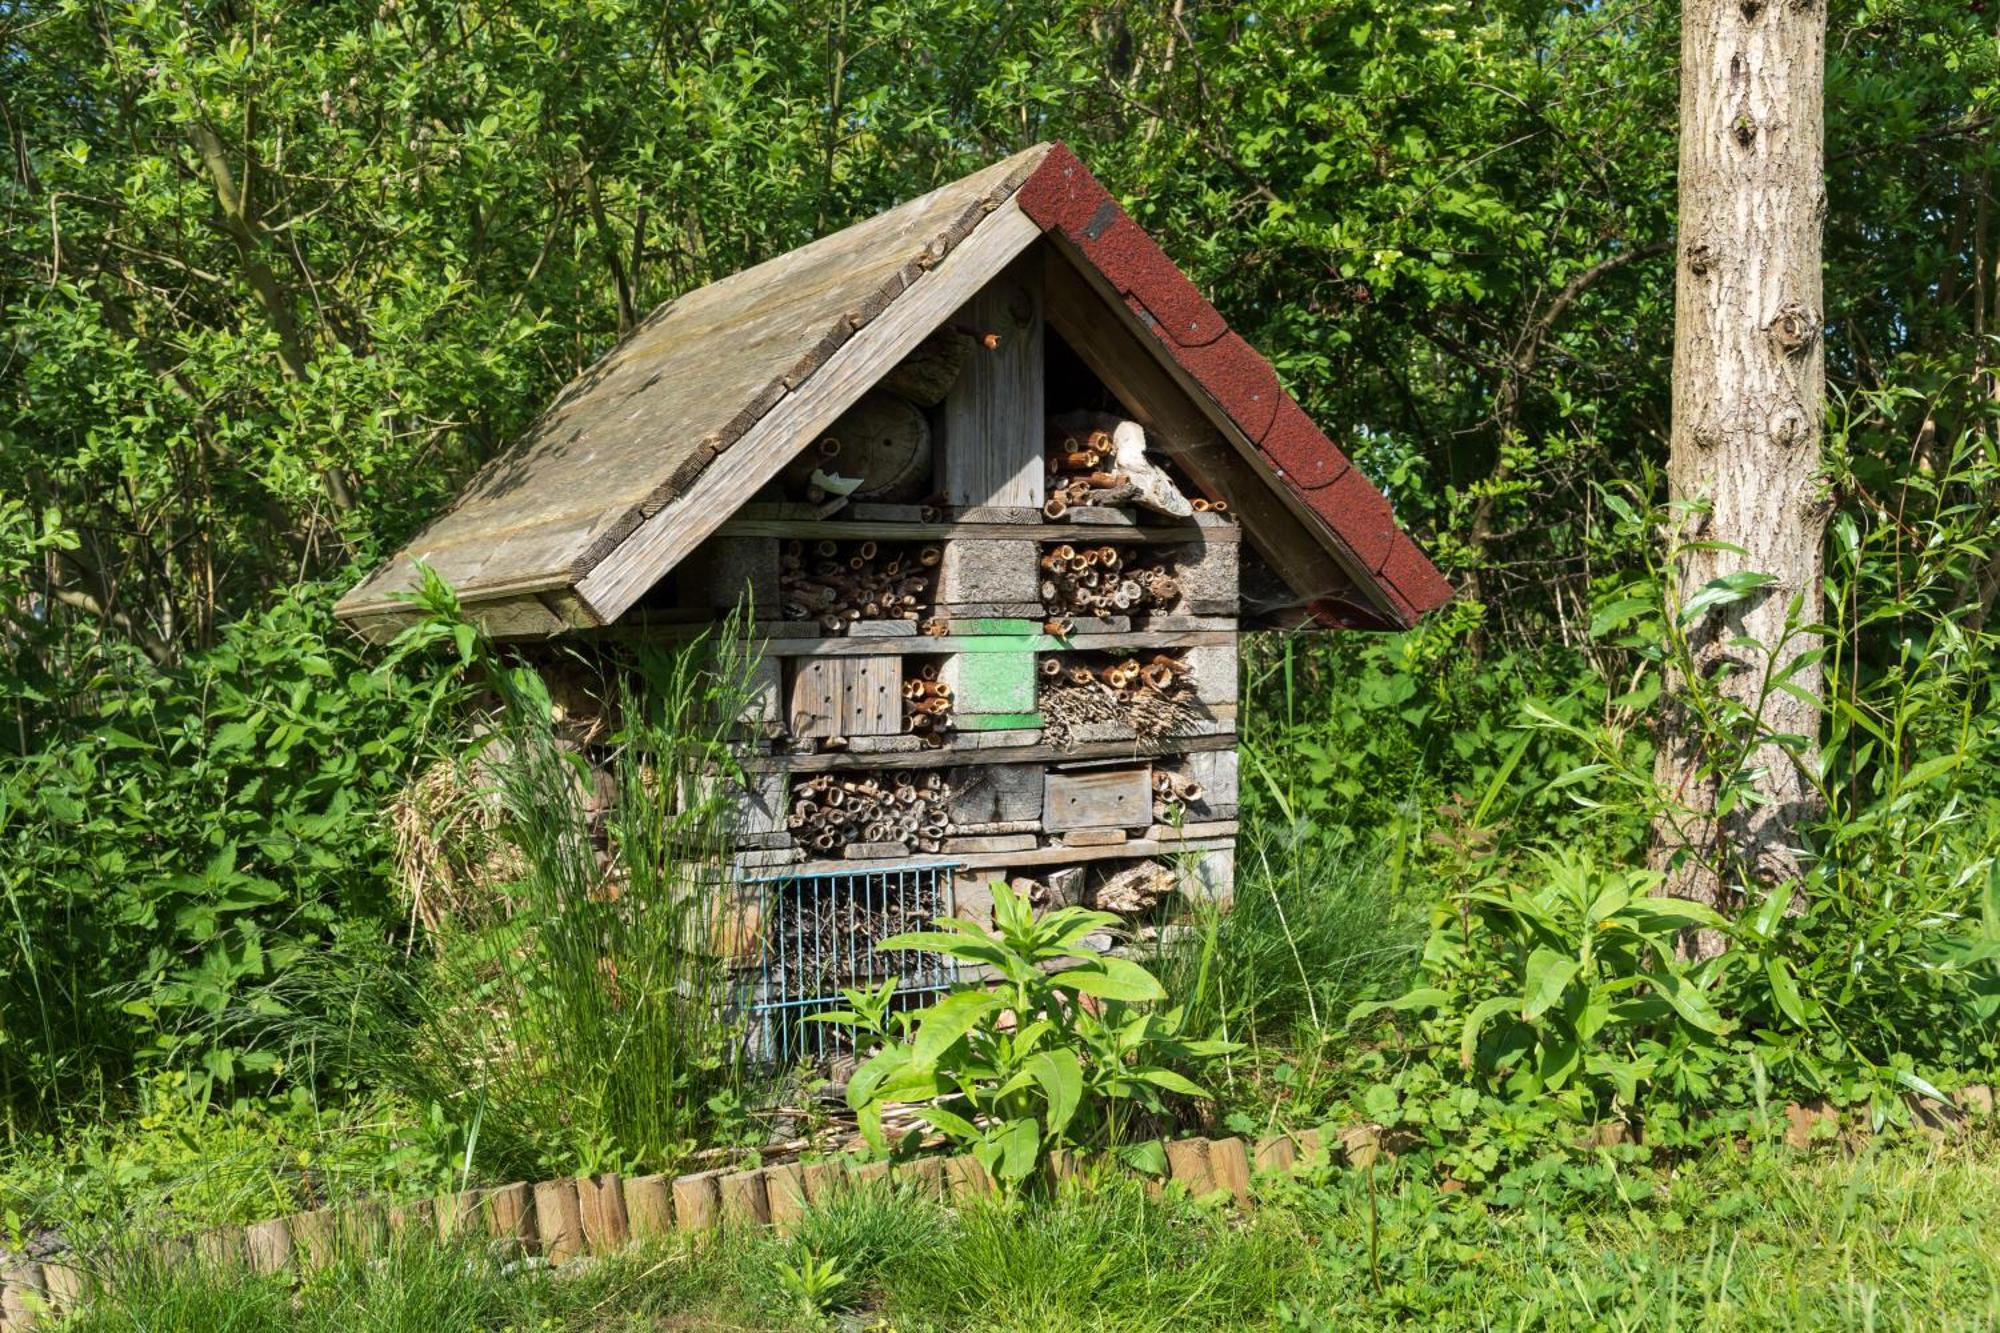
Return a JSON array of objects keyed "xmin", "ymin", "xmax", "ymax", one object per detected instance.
[{"xmin": 336, "ymin": 143, "xmax": 1450, "ymax": 638}]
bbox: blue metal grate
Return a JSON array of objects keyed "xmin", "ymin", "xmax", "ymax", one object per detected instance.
[{"xmin": 742, "ymin": 861, "xmax": 962, "ymax": 1065}]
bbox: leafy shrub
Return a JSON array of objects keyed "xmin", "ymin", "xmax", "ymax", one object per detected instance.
[{"xmin": 825, "ymin": 883, "xmax": 1235, "ymax": 1189}]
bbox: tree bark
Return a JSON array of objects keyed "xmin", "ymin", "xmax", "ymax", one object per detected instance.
[{"xmin": 1652, "ymin": 0, "xmax": 1827, "ymax": 955}]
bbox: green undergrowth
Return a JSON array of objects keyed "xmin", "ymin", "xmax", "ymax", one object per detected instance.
[{"xmin": 52, "ymin": 1135, "xmax": 2000, "ymax": 1331}]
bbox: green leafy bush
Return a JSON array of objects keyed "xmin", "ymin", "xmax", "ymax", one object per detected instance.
[{"xmin": 825, "ymin": 883, "xmax": 1235, "ymax": 1189}]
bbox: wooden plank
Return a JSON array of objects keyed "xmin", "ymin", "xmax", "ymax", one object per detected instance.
[
  {"xmin": 717, "ymin": 517, "xmax": 1237, "ymax": 543},
  {"xmin": 787, "ymin": 658, "xmax": 842, "ymax": 738},
  {"xmin": 746, "ymin": 731, "xmax": 1235, "ymax": 773},
  {"xmin": 940, "ymin": 250, "xmax": 1045, "ymax": 508},
  {"xmin": 786, "ymin": 830, "xmax": 1233, "ymax": 875},
  {"xmin": 841, "ymin": 656, "xmax": 903, "ymax": 736},
  {"xmin": 720, "ymin": 629, "xmax": 1233, "ymax": 659},
  {"xmin": 1041, "ymin": 244, "xmax": 1371, "ymax": 618},
  {"xmin": 575, "ymin": 202, "xmax": 1045, "ymax": 623},
  {"xmin": 1045, "ymin": 767, "xmax": 1153, "ymax": 830}
]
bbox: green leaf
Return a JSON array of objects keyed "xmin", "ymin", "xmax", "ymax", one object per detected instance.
[
  {"xmin": 911, "ymin": 989, "xmax": 1002, "ymax": 1070},
  {"xmin": 1460, "ymin": 995, "xmax": 1516, "ymax": 1068},
  {"xmin": 1130, "ymin": 1068, "xmax": 1209, "ymax": 1099},
  {"xmin": 1651, "ymin": 969, "xmax": 1731, "ymax": 1035},
  {"xmin": 1026, "ymin": 1048, "xmax": 1083, "ymax": 1138},
  {"xmin": 1060, "ymin": 956, "xmax": 1167, "ymax": 1003},
  {"xmin": 1521, "ymin": 947, "xmax": 1580, "ymax": 1020},
  {"xmin": 1347, "ymin": 987, "xmax": 1451, "ymax": 1025},
  {"xmin": 992, "ymin": 1117, "xmax": 1041, "ymax": 1182},
  {"xmin": 1765, "ymin": 957, "xmax": 1809, "ymax": 1027}
]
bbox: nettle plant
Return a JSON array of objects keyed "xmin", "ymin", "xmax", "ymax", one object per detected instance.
[
  {"xmin": 1353, "ymin": 851, "xmax": 1734, "ymax": 1122},
  {"xmin": 820, "ymin": 883, "xmax": 1234, "ymax": 1190}
]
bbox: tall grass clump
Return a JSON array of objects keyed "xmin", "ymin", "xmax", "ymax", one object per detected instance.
[
  {"xmin": 395, "ymin": 625, "xmax": 763, "ymax": 1176},
  {"xmin": 1155, "ymin": 822, "xmax": 1423, "ymax": 1053}
]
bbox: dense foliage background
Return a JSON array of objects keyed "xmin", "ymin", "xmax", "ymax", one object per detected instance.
[{"xmin": 7, "ymin": 0, "xmax": 2000, "ymax": 1221}]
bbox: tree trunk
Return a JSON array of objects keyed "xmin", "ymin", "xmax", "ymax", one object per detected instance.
[{"xmin": 1651, "ymin": 0, "xmax": 1827, "ymax": 956}]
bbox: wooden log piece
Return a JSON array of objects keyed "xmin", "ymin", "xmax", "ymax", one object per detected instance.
[
  {"xmin": 483, "ymin": 1183, "xmax": 537, "ymax": 1254},
  {"xmin": 672, "ymin": 1170, "xmax": 725, "ymax": 1231},
  {"xmin": 624, "ymin": 1175, "xmax": 674, "ymax": 1239},
  {"xmin": 288, "ymin": 1208, "xmax": 339, "ymax": 1271},
  {"xmin": 1208, "ymin": 1137, "xmax": 1253, "ymax": 1206},
  {"xmin": 244, "ymin": 1217, "xmax": 294, "ymax": 1275},
  {"xmin": 576, "ymin": 1173, "xmax": 630, "ymax": 1253},
  {"xmin": 763, "ymin": 1163, "xmax": 810, "ymax": 1233},
  {"xmin": 718, "ymin": 1170, "xmax": 772, "ymax": 1227},
  {"xmin": 532, "ymin": 1179, "xmax": 585, "ymax": 1263},
  {"xmin": 1164, "ymin": 1137, "xmax": 1216, "ymax": 1196}
]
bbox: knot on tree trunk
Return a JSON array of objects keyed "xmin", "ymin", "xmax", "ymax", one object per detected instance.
[{"xmin": 1767, "ymin": 302, "xmax": 1819, "ymax": 357}]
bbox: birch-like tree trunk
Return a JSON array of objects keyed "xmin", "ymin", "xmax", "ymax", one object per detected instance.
[{"xmin": 1652, "ymin": 0, "xmax": 1828, "ymax": 954}]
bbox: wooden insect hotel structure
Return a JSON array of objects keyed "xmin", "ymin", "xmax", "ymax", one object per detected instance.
[{"xmin": 336, "ymin": 144, "xmax": 1450, "ymax": 1059}]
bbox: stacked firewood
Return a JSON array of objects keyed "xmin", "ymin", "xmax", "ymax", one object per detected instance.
[
  {"xmin": 1037, "ymin": 651, "xmax": 1198, "ymax": 747},
  {"xmin": 1090, "ymin": 861, "xmax": 1180, "ymax": 915},
  {"xmin": 787, "ymin": 770, "xmax": 952, "ymax": 855},
  {"xmin": 779, "ymin": 540, "xmax": 941, "ymax": 633},
  {"xmin": 1043, "ymin": 426, "xmax": 1137, "ymax": 519},
  {"xmin": 1151, "ymin": 769, "xmax": 1206, "ymax": 822},
  {"xmin": 1039, "ymin": 543, "xmax": 1182, "ymax": 623},
  {"xmin": 901, "ymin": 664, "xmax": 954, "ymax": 745}
]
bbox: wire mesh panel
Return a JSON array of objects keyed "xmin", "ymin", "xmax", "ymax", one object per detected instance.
[{"xmin": 742, "ymin": 861, "xmax": 962, "ymax": 1065}]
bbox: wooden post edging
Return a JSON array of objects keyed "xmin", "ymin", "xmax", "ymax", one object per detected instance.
[{"xmin": 11, "ymin": 1088, "xmax": 1988, "ymax": 1328}]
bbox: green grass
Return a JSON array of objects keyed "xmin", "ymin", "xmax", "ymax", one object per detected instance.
[{"xmin": 53, "ymin": 1134, "xmax": 2000, "ymax": 1331}]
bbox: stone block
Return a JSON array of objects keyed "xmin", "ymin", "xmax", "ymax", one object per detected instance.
[
  {"xmin": 935, "ymin": 539, "xmax": 1039, "ymax": 603},
  {"xmin": 678, "ymin": 536, "xmax": 780, "ymax": 613},
  {"xmin": 1184, "ymin": 645, "xmax": 1238, "ymax": 706},
  {"xmin": 1172, "ymin": 540, "xmax": 1238, "ymax": 609}
]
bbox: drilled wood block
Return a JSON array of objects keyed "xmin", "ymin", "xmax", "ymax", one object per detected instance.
[
  {"xmin": 1060, "ymin": 828, "xmax": 1128, "ymax": 847},
  {"xmin": 947, "ymin": 762, "xmax": 1045, "ymax": 824},
  {"xmin": 1045, "ymin": 767, "xmax": 1152, "ymax": 830},
  {"xmin": 625, "ymin": 1175, "xmax": 674, "ymax": 1238},
  {"xmin": 939, "ymin": 253, "xmax": 1044, "ymax": 509}
]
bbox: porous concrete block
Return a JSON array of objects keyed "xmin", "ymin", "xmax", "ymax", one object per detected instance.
[
  {"xmin": 733, "ymin": 770, "xmax": 789, "ymax": 835},
  {"xmin": 1184, "ymin": 645, "xmax": 1239, "ymax": 706},
  {"xmin": 935, "ymin": 539, "xmax": 1039, "ymax": 603},
  {"xmin": 1172, "ymin": 540, "xmax": 1239, "ymax": 610},
  {"xmin": 737, "ymin": 656, "xmax": 783, "ymax": 733},
  {"xmin": 678, "ymin": 535, "xmax": 780, "ymax": 613}
]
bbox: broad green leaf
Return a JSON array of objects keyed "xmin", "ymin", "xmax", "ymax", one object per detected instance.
[
  {"xmin": 1026, "ymin": 1048, "xmax": 1084, "ymax": 1138},
  {"xmin": 912, "ymin": 989, "xmax": 1002, "ymax": 1070},
  {"xmin": 1130, "ymin": 1067, "xmax": 1209, "ymax": 1099},
  {"xmin": 1460, "ymin": 995, "xmax": 1516, "ymax": 1068},
  {"xmin": 1060, "ymin": 956, "xmax": 1167, "ymax": 1003},
  {"xmin": 1521, "ymin": 947, "xmax": 1580, "ymax": 1020}
]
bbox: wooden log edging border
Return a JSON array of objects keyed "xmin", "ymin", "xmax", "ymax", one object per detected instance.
[
  {"xmin": 0, "ymin": 1126, "xmax": 1347, "ymax": 1329},
  {"xmin": 4, "ymin": 1087, "xmax": 1990, "ymax": 1329}
]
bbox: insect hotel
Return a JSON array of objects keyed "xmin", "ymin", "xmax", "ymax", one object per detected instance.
[{"xmin": 336, "ymin": 144, "xmax": 1450, "ymax": 1058}]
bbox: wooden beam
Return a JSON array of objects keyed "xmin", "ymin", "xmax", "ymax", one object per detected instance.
[
  {"xmin": 939, "ymin": 250, "xmax": 1045, "ymax": 507},
  {"xmin": 1040, "ymin": 244, "xmax": 1381, "ymax": 620},
  {"xmin": 740, "ymin": 731, "xmax": 1235, "ymax": 773},
  {"xmin": 714, "ymin": 517, "xmax": 1237, "ymax": 543},
  {"xmin": 575, "ymin": 201, "xmax": 1044, "ymax": 624}
]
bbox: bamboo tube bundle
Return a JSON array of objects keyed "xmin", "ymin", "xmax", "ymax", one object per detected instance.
[
  {"xmin": 779, "ymin": 540, "xmax": 941, "ymax": 630},
  {"xmin": 1038, "ymin": 542, "xmax": 1186, "ymax": 618},
  {"xmin": 1043, "ymin": 425, "xmax": 1134, "ymax": 517},
  {"xmin": 902, "ymin": 670, "xmax": 954, "ymax": 746},
  {"xmin": 789, "ymin": 770, "xmax": 954, "ymax": 853},
  {"xmin": 1150, "ymin": 769, "xmax": 1207, "ymax": 820},
  {"xmin": 1038, "ymin": 650, "xmax": 1198, "ymax": 748}
]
